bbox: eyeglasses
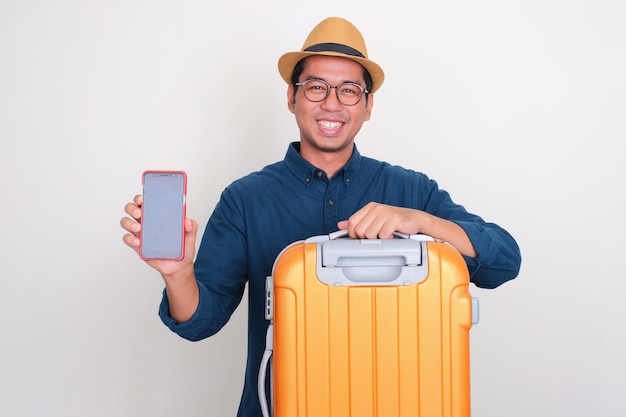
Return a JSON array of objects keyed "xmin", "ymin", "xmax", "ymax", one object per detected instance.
[{"xmin": 295, "ymin": 79, "xmax": 369, "ymax": 106}]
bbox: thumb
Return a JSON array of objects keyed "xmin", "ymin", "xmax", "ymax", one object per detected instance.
[
  {"xmin": 185, "ymin": 217, "xmax": 197, "ymax": 231},
  {"xmin": 184, "ymin": 218, "xmax": 199, "ymax": 238}
]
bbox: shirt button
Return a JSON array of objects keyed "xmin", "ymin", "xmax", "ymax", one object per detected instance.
[
  {"xmin": 316, "ymin": 171, "xmax": 324, "ymax": 178},
  {"xmin": 328, "ymin": 200, "xmax": 334, "ymax": 206},
  {"xmin": 305, "ymin": 178, "xmax": 311, "ymax": 183}
]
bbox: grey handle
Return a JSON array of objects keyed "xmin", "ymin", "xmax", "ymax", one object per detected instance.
[{"xmin": 315, "ymin": 233, "xmax": 430, "ymax": 286}]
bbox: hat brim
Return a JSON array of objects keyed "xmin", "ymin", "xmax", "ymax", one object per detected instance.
[{"xmin": 278, "ymin": 51, "xmax": 385, "ymax": 94}]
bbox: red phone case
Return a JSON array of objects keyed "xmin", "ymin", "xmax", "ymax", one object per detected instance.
[{"xmin": 139, "ymin": 170, "xmax": 187, "ymax": 261}]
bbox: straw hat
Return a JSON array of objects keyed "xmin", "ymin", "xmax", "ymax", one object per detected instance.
[{"xmin": 277, "ymin": 17, "xmax": 385, "ymax": 94}]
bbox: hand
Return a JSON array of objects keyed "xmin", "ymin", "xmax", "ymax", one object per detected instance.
[
  {"xmin": 337, "ymin": 202, "xmax": 428, "ymax": 239},
  {"xmin": 337, "ymin": 202, "xmax": 477, "ymax": 257},
  {"xmin": 120, "ymin": 194, "xmax": 199, "ymax": 277}
]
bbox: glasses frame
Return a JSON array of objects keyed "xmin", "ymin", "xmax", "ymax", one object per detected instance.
[{"xmin": 294, "ymin": 79, "xmax": 369, "ymax": 106}]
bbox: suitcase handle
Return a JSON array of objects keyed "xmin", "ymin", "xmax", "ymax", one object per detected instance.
[
  {"xmin": 305, "ymin": 230, "xmax": 435, "ymax": 244},
  {"xmin": 328, "ymin": 229, "xmax": 428, "ymax": 240},
  {"xmin": 258, "ymin": 324, "xmax": 273, "ymax": 417},
  {"xmin": 315, "ymin": 232, "xmax": 434, "ymax": 286}
]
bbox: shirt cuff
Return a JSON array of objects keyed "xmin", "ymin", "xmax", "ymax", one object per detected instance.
[
  {"xmin": 157, "ymin": 285, "xmax": 215, "ymax": 341},
  {"xmin": 453, "ymin": 220, "xmax": 501, "ymax": 265}
]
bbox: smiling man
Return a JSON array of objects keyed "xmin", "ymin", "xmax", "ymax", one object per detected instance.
[
  {"xmin": 121, "ymin": 17, "xmax": 521, "ymax": 417},
  {"xmin": 288, "ymin": 55, "xmax": 372, "ymax": 175}
]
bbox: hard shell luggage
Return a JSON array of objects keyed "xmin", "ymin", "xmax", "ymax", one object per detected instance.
[{"xmin": 259, "ymin": 231, "xmax": 479, "ymax": 417}]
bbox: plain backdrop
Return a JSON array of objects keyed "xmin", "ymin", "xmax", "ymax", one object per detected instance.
[{"xmin": 1, "ymin": 1, "xmax": 624, "ymax": 416}]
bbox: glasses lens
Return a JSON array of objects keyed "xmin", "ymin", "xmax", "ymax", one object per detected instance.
[
  {"xmin": 301, "ymin": 80, "xmax": 329, "ymax": 102},
  {"xmin": 337, "ymin": 83, "xmax": 364, "ymax": 106}
]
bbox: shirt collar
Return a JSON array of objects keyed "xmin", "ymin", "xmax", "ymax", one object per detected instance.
[{"xmin": 284, "ymin": 142, "xmax": 362, "ymax": 187}]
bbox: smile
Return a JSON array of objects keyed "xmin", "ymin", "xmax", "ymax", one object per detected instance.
[{"xmin": 318, "ymin": 120, "xmax": 344, "ymax": 129}]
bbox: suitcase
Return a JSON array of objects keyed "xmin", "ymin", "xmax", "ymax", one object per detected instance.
[{"xmin": 258, "ymin": 231, "xmax": 479, "ymax": 417}]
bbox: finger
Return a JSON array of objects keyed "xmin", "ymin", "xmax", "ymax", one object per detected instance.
[
  {"xmin": 354, "ymin": 204, "xmax": 386, "ymax": 238},
  {"xmin": 337, "ymin": 220, "xmax": 348, "ymax": 230},
  {"xmin": 133, "ymin": 194, "xmax": 143, "ymax": 206},
  {"xmin": 374, "ymin": 207, "xmax": 409, "ymax": 239},
  {"xmin": 357, "ymin": 204, "xmax": 396, "ymax": 239},
  {"xmin": 346, "ymin": 203, "xmax": 375, "ymax": 238},
  {"xmin": 124, "ymin": 201, "xmax": 142, "ymax": 221},
  {"xmin": 353, "ymin": 220, "xmax": 376, "ymax": 238},
  {"xmin": 363, "ymin": 222, "xmax": 384, "ymax": 239},
  {"xmin": 122, "ymin": 233, "xmax": 140, "ymax": 249},
  {"xmin": 377, "ymin": 221, "xmax": 398, "ymax": 239},
  {"xmin": 348, "ymin": 202, "xmax": 373, "ymax": 225},
  {"xmin": 185, "ymin": 217, "xmax": 198, "ymax": 233},
  {"xmin": 120, "ymin": 216, "xmax": 141, "ymax": 235}
]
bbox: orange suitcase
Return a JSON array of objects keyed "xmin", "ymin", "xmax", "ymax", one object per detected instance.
[{"xmin": 259, "ymin": 231, "xmax": 479, "ymax": 417}]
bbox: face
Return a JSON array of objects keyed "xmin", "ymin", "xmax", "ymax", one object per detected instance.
[{"xmin": 287, "ymin": 55, "xmax": 374, "ymax": 161}]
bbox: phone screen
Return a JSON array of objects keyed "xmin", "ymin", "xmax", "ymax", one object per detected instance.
[{"xmin": 140, "ymin": 171, "xmax": 187, "ymax": 260}]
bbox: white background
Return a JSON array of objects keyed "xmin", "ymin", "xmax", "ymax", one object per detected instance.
[{"xmin": 1, "ymin": 1, "xmax": 624, "ymax": 416}]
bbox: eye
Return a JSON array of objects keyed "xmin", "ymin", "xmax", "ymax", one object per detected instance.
[
  {"xmin": 340, "ymin": 84, "xmax": 360, "ymax": 96},
  {"xmin": 308, "ymin": 81, "xmax": 327, "ymax": 92}
]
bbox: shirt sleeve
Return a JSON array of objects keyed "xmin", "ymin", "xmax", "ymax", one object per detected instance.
[
  {"xmin": 416, "ymin": 175, "xmax": 521, "ymax": 289},
  {"xmin": 454, "ymin": 220, "xmax": 521, "ymax": 288},
  {"xmin": 158, "ymin": 186, "xmax": 248, "ymax": 341}
]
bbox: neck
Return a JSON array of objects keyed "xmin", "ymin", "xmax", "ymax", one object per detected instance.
[{"xmin": 299, "ymin": 141, "xmax": 353, "ymax": 179}]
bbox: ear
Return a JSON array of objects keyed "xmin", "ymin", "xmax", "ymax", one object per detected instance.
[
  {"xmin": 364, "ymin": 93, "xmax": 374, "ymax": 121},
  {"xmin": 287, "ymin": 85, "xmax": 296, "ymax": 114}
]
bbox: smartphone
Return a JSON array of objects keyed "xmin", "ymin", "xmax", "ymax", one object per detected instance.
[{"xmin": 140, "ymin": 170, "xmax": 187, "ymax": 260}]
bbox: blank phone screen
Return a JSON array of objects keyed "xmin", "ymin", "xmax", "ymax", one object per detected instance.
[{"xmin": 140, "ymin": 171, "xmax": 186, "ymax": 259}]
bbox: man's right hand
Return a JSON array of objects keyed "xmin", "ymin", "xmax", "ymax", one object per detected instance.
[{"xmin": 120, "ymin": 194, "xmax": 199, "ymax": 277}]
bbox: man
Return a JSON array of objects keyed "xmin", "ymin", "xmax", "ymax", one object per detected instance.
[{"xmin": 121, "ymin": 17, "xmax": 521, "ymax": 417}]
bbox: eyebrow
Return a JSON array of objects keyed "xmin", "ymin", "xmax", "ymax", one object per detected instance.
[{"xmin": 304, "ymin": 76, "xmax": 364, "ymax": 86}]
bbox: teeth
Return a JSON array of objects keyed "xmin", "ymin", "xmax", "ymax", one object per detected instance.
[{"xmin": 318, "ymin": 120, "xmax": 342, "ymax": 129}]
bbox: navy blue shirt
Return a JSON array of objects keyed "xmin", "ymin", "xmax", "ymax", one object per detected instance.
[{"xmin": 159, "ymin": 142, "xmax": 521, "ymax": 417}]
